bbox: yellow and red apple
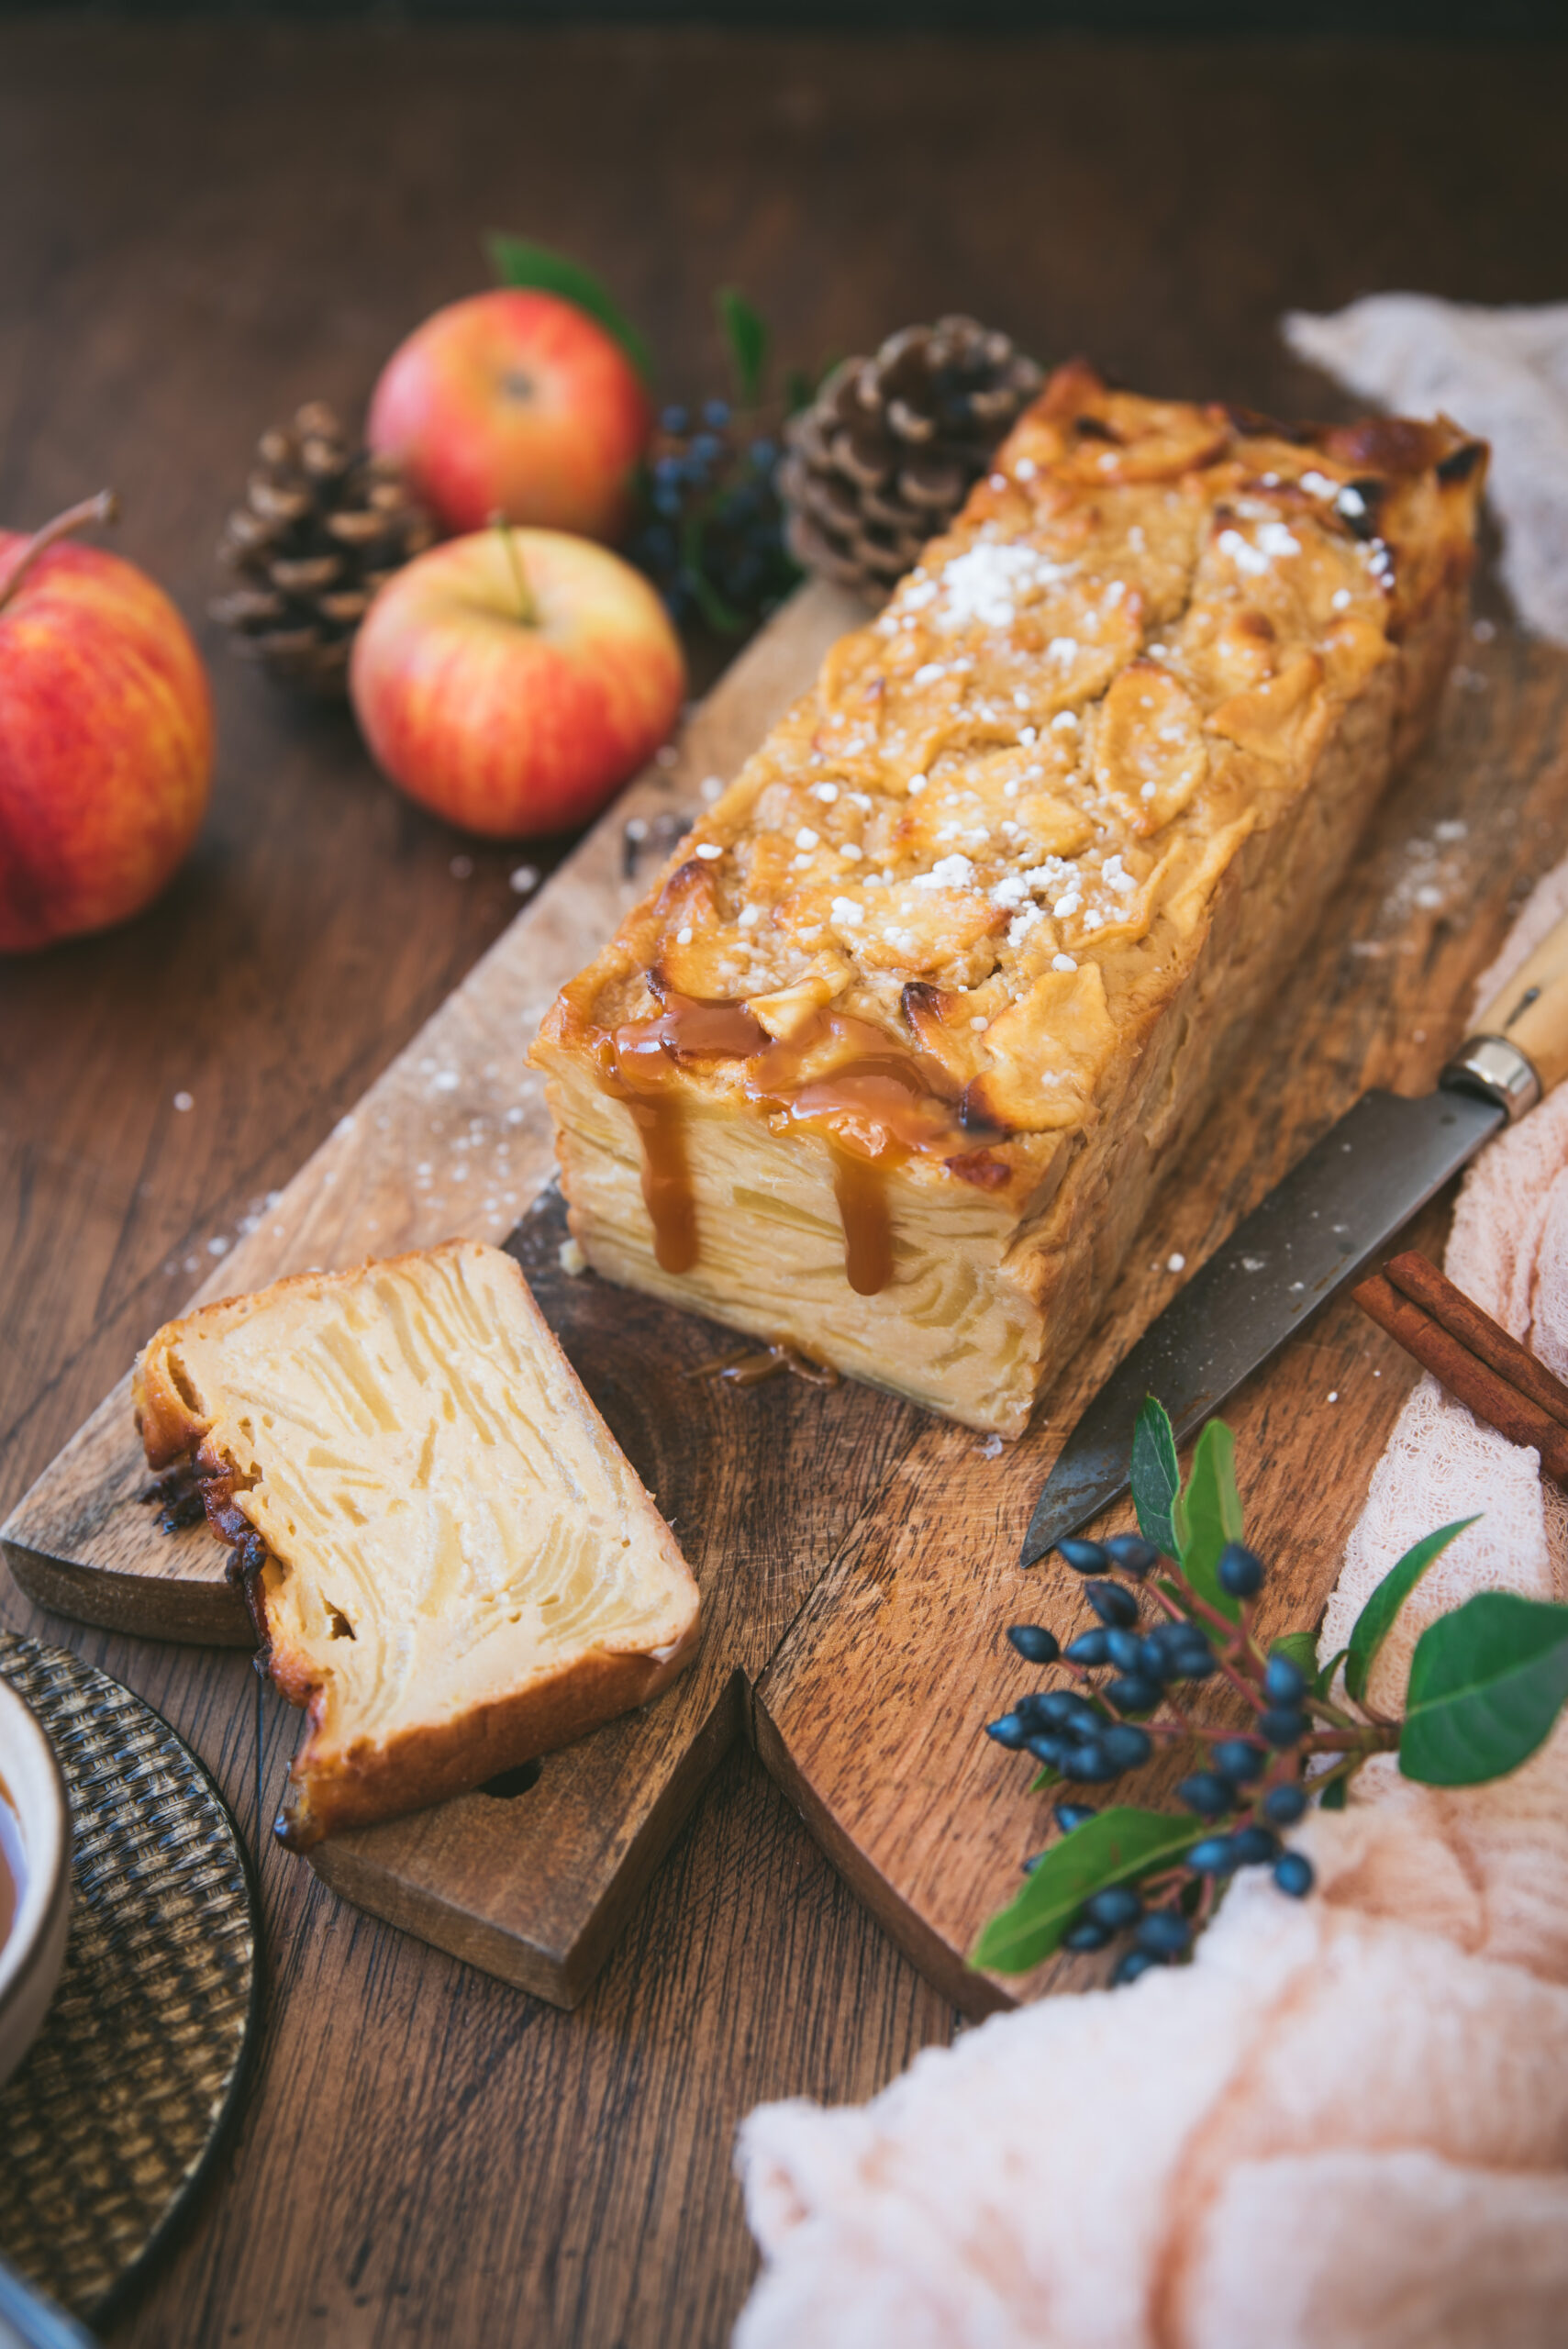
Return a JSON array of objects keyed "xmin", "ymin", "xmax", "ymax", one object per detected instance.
[
  {"xmin": 0, "ymin": 496, "xmax": 213, "ymax": 955},
  {"xmin": 367, "ymin": 290, "xmax": 652, "ymax": 541},
  {"xmin": 349, "ymin": 526, "xmax": 684, "ymax": 840}
]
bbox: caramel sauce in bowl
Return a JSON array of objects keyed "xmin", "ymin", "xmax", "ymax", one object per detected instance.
[{"xmin": 0, "ymin": 1673, "xmax": 71, "ymax": 2093}]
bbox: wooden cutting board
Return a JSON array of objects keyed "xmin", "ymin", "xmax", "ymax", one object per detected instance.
[{"xmin": 6, "ymin": 579, "xmax": 1567, "ymax": 2012}]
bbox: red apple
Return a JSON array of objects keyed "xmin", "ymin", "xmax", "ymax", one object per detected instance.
[
  {"xmin": 367, "ymin": 290, "xmax": 652, "ymax": 541},
  {"xmin": 350, "ymin": 525, "xmax": 685, "ymax": 840},
  {"xmin": 0, "ymin": 496, "xmax": 214, "ymax": 955}
]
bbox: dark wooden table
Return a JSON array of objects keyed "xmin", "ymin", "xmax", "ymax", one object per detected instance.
[{"xmin": 3, "ymin": 20, "xmax": 1565, "ymax": 2343}]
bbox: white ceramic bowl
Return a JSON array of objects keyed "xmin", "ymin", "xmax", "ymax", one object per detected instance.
[{"xmin": 0, "ymin": 1673, "xmax": 71, "ymax": 2093}]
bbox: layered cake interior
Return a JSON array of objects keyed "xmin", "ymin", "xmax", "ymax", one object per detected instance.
[{"xmin": 135, "ymin": 1241, "xmax": 700, "ymax": 1842}]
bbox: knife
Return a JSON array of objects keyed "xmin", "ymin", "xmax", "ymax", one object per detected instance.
[{"xmin": 1020, "ymin": 904, "xmax": 1568, "ymax": 1566}]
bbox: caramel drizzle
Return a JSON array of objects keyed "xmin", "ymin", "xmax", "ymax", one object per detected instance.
[{"xmin": 595, "ymin": 985, "xmax": 984, "ymax": 1295}]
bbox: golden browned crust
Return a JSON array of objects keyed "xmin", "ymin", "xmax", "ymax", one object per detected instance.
[
  {"xmin": 133, "ymin": 1241, "xmax": 701, "ymax": 1848},
  {"xmin": 530, "ymin": 364, "xmax": 1485, "ymax": 1434}
]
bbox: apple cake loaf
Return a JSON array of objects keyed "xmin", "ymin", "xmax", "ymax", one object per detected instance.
[
  {"xmin": 532, "ymin": 362, "xmax": 1485, "ymax": 1437},
  {"xmin": 135, "ymin": 1241, "xmax": 700, "ymax": 1844}
]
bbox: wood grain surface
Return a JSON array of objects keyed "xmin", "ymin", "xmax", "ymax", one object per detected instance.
[{"xmin": 3, "ymin": 20, "xmax": 1566, "ymax": 2346}]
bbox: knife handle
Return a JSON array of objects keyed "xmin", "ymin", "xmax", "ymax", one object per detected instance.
[{"xmin": 1451, "ymin": 906, "xmax": 1568, "ymax": 1117}]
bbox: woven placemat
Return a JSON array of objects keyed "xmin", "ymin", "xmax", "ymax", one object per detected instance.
[{"xmin": 0, "ymin": 1636, "xmax": 260, "ymax": 2323}]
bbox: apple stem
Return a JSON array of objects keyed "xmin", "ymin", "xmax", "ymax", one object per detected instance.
[
  {"xmin": 0, "ymin": 490, "xmax": 119, "ymax": 616},
  {"xmin": 490, "ymin": 511, "xmax": 538, "ymax": 628}
]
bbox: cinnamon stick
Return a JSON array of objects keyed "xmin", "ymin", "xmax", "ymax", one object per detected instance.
[
  {"xmin": 1384, "ymin": 1249, "xmax": 1568, "ymax": 1431},
  {"xmin": 1352, "ymin": 1270, "xmax": 1568, "ymax": 1480}
]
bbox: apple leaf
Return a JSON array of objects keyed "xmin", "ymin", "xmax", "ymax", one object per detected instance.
[
  {"xmin": 717, "ymin": 286, "xmax": 770, "ymax": 408},
  {"xmin": 1129, "ymin": 1396, "xmax": 1180, "ymax": 1560},
  {"xmin": 1344, "ymin": 1518, "xmax": 1477, "ymax": 1704},
  {"xmin": 1320, "ymin": 1775, "xmax": 1349, "ymax": 1810},
  {"xmin": 973, "ymin": 1806, "xmax": 1202, "ymax": 1975},
  {"xmin": 485, "ymin": 232, "xmax": 653, "ymax": 382},
  {"xmin": 1400, "ymin": 1592, "xmax": 1568, "ymax": 1786},
  {"xmin": 1177, "ymin": 1419, "xmax": 1243, "ymax": 1622}
]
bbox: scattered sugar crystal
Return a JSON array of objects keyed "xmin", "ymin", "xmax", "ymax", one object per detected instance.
[
  {"xmin": 1017, "ymin": 726, "xmax": 1038, "ymax": 745},
  {"xmin": 1053, "ymin": 890, "xmax": 1082, "ymax": 917},
  {"xmin": 1415, "ymin": 885, "xmax": 1445, "ymax": 909},
  {"xmin": 1473, "ymin": 617, "xmax": 1496, "ymax": 642},
  {"xmin": 1051, "ymin": 709, "xmax": 1079, "ymax": 731},
  {"xmin": 913, "ymin": 853, "xmax": 976, "ymax": 892},
  {"xmin": 1167, "ymin": 1252, "xmax": 1186, "ymax": 1273},
  {"xmin": 1048, "ymin": 637, "xmax": 1079, "ymax": 662},
  {"xmin": 1299, "ymin": 469, "xmax": 1338, "ymax": 499},
  {"xmin": 906, "ymin": 774, "xmax": 929, "ymax": 796},
  {"xmin": 1329, "ymin": 587, "xmax": 1352, "ymax": 611},
  {"xmin": 450, "ymin": 854, "xmax": 474, "ymax": 879},
  {"xmin": 507, "ymin": 861, "xmax": 539, "ymax": 890},
  {"xmin": 970, "ymin": 1015, "xmax": 988, "ymax": 1030},
  {"xmin": 737, "ymin": 903, "xmax": 762, "ymax": 929},
  {"xmin": 938, "ymin": 541, "xmax": 1067, "ymax": 631},
  {"xmin": 431, "ymin": 1070, "xmax": 460, "ymax": 1093},
  {"xmin": 560, "ymin": 1237, "xmax": 587, "ymax": 1276},
  {"xmin": 902, "ymin": 577, "xmax": 937, "ymax": 611},
  {"xmin": 695, "ymin": 841, "xmax": 724, "ymax": 861},
  {"xmin": 812, "ymin": 781, "xmax": 840, "ymax": 803},
  {"xmin": 839, "ymin": 842, "xmax": 863, "ymax": 862},
  {"xmin": 701, "ymin": 775, "xmax": 724, "ymax": 801},
  {"xmin": 913, "ymin": 662, "xmax": 945, "ymax": 686},
  {"xmin": 849, "ymin": 791, "xmax": 873, "ymax": 810},
  {"xmin": 505, "ymin": 1107, "xmax": 526, "ymax": 1125},
  {"xmin": 675, "ymin": 925, "xmax": 695, "ymax": 944},
  {"xmin": 1007, "ymin": 907, "xmax": 1043, "ymax": 946},
  {"xmin": 1140, "ymin": 781, "xmax": 1158, "ymax": 800},
  {"xmin": 1052, "ymin": 952, "xmax": 1078, "ymax": 973},
  {"xmin": 1434, "ymin": 818, "xmax": 1469, "ymax": 841},
  {"xmin": 978, "ymin": 1431, "xmax": 1006, "ymax": 1457},
  {"xmin": 334, "ymin": 1114, "xmax": 357, "ymax": 1140},
  {"xmin": 795, "ymin": 827, "xmax": 820, "ymax": 851},
  {"xmin": 1328, "ymin": 1390, "xmax": 1340, "ymax": 1403},
  {"xmin": 1003, "ymin": 780, "xmax": 1019, "ymax": 799},
  {"xmin": 830, "ymin": 896, "xmax": 864, "ymax": 928},
  {"xmin": 1014, "ymin": 458, "xmax": 1037, "ymax": 481},
  {"xmin": 208, "ymin": 1236, "xmax": 229, "ymax": 1256},
  {"xmin": 172, "ymin": 1090, "xmax": 194, "ymax": 1112}
]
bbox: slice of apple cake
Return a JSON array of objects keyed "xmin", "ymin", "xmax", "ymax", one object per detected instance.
[
  {"xmin": 532, "ymin": 362, "xmax": 1485, "ymax": 1437},
  {"xmin": 135, "ymin": 1240, "xmax": 699, "ymax": 1844}
]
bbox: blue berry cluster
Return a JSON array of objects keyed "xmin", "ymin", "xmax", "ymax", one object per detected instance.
[
  {"xmin": 627, "ymin": 400, "xmax": 799, "ymax": 632},
  {"xmin": 986, "ymin": 1531, "xmax": 1321, "ymax": 1984}
]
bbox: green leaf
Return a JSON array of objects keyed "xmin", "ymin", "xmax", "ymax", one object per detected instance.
[
  {"xmin": 1178, "ymin": 1419, "xmax": 1243, "ymax": 1622},
  {"xmin": 1029, "ymin": 1764, "xmax": 1062, "ymax": 1793},
  {"xmin": 1401, "ymin": 1592, "xmax": 1568, "ymax": 1787},
  {"xmin": 716, "ymin": 286, "xmax": 769, "ymax": 408},
  {"xmin": 1129, "ymin": 1397, "xmax": 1180, "ymax": 1560},
  {"xmin": 1320, "ymin": 1776, "xmax": 1349, "ymax": 1810},
  {"xmin": 485, "ymin": 232, "xmax": 653, "ymax": 382},
  {"xmin": 972, "ymin": 1806, "xmax": 1202, "ymax": 1975},
  {"xmin": 1345, "ymin": 1519, "xmax": 1477, "ymax": 1704},
  {"xmin": 1271, "ymin": 1631, "xmax": 1320, "ymax": 1681},
  {"xmin": 1315, "ymin": 1645, "xmax": 1350, "ymax": 1698}
]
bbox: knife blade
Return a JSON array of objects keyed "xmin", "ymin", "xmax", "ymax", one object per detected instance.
[
  {"xmin": 1022, "ymin": 900, "xmax": 1568, "ymax": 1565},
  {"xmin": 1019, "ymin": 1081, "xmax": 1505, "ymax": 1565}
]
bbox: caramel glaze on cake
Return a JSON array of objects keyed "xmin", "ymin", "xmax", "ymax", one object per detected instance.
[{"xmin": 532, "ymin": 363, "xmax": 1486, "ymax": 1437}]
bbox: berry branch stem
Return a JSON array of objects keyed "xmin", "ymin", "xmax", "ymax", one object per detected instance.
[{"xmin": 0, "ymin": 491, "xmax": 118, "ymax": 616}]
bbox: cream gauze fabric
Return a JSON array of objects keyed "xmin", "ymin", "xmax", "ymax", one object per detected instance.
[
  {"xmin": 733, "ymin": 862, "xmax": 1568, "ymax": 2349},
  {"xmin": 1284, "ymin": 294, "xmax": 1568, "ymax": 646}
]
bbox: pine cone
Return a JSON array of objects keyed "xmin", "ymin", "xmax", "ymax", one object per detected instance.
[
  {"xmin": 211, "ymin": 402, "xmax": 437, "ymax": 696},
  {"xmin": 778, "ymin": 317, "xmax": 1043, "ymax": 599}
]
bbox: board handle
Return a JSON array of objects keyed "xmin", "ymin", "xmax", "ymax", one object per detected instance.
[{"xmin": 1447, "ymin": 907, "xmax": 1568, "ymax": 1118}]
